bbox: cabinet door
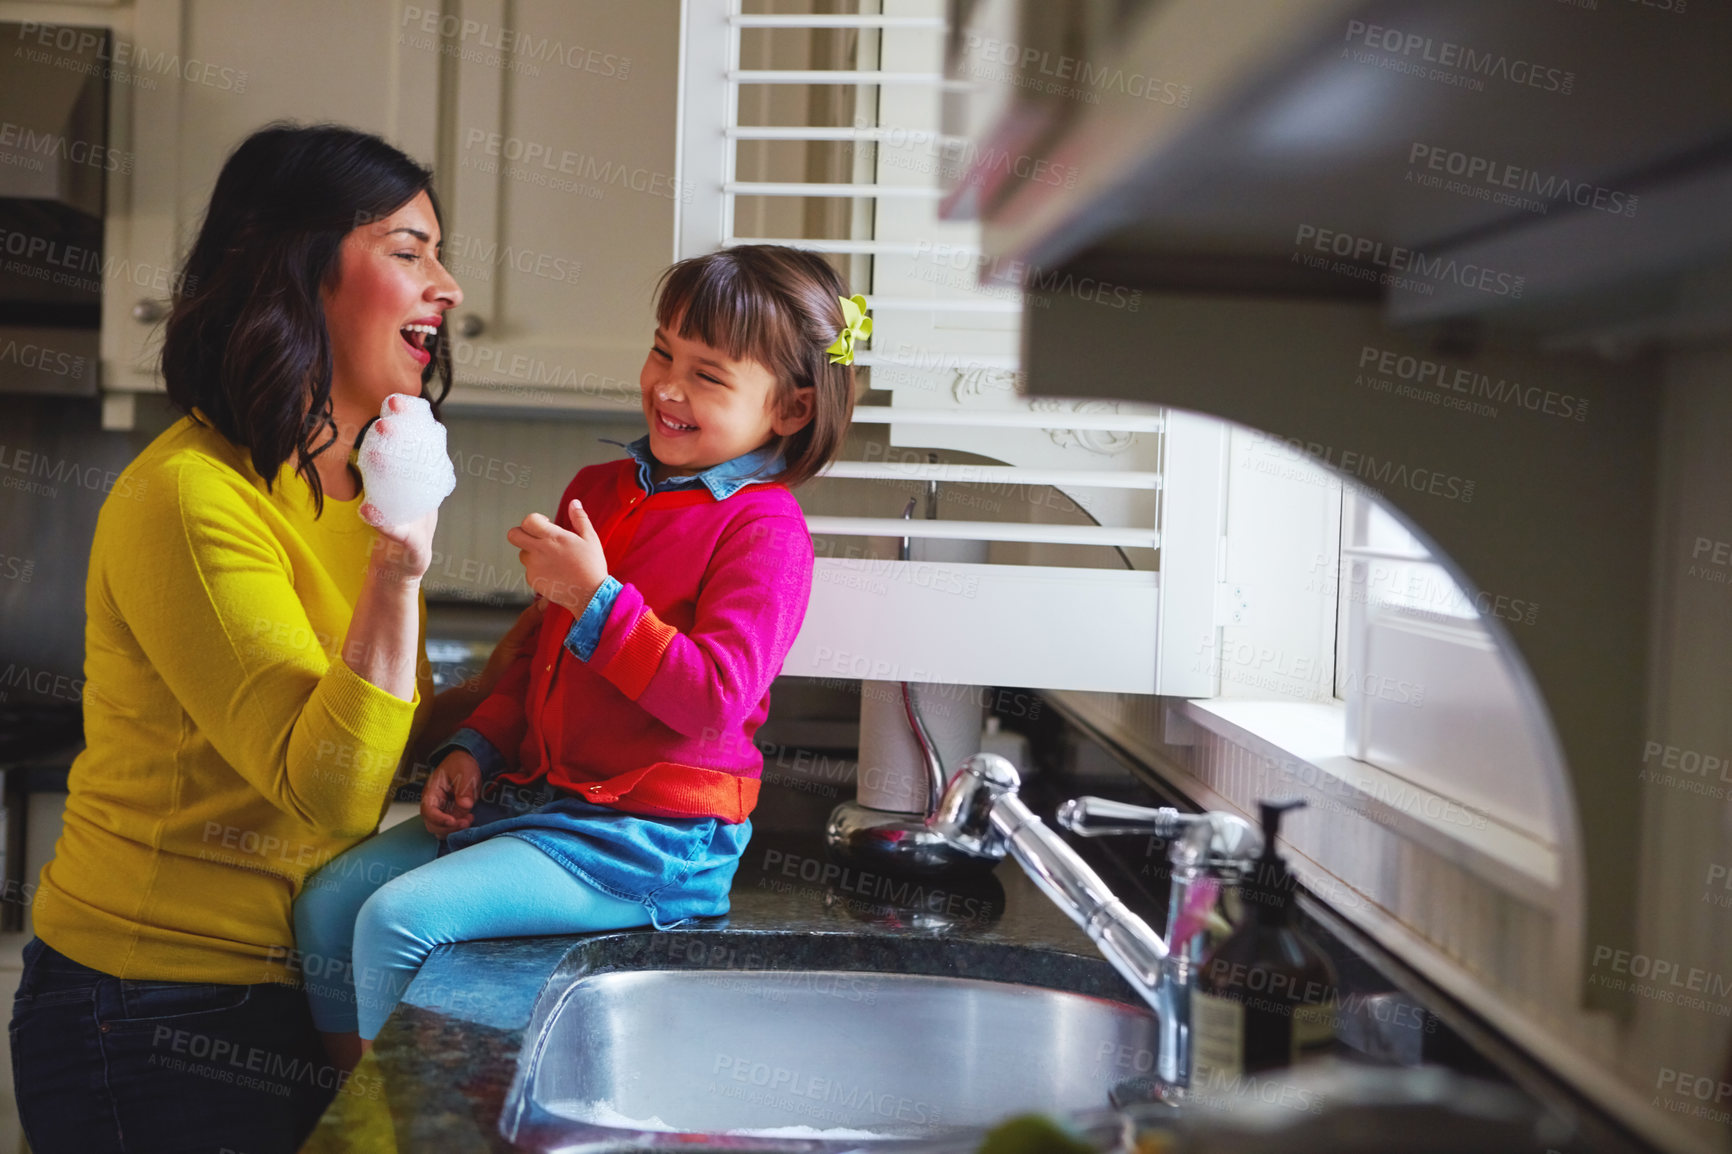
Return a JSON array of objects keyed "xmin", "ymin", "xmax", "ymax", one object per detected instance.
[
  {"xmin": 435, "ymin": 0, "xmax": 680, "ymax": 411},
  {"xmin": 101, "ymin": 0, "xmax": 437, "ymax": 401}
]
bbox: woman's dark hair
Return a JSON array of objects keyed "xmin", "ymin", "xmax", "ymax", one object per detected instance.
[
  {"xmin": 653, "ymin": 245, "xmax": 857, "ymax": 489},
  {"xmin": 162, "ymin": 122, "xmax": 451, "ymax": 514}
]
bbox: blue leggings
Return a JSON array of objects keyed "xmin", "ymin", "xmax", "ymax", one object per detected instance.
[{"xmin": 292, "ymin": 818, "xmax": 650, "ymax": 1039}]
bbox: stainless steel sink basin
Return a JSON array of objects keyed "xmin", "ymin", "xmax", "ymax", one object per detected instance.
[{"xmin": 506, "ymin": 967, "xmax": 1158, "ymax": 1148}]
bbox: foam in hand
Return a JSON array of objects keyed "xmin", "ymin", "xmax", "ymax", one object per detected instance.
[{"xmin": 356, "ymin": 394, "xmax": 455, "ymax": 525}]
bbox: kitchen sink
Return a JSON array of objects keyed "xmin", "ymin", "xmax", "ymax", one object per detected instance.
[{"xmin": 501, "ymin": 964, "xmax": 1159, "ymax": 1151}]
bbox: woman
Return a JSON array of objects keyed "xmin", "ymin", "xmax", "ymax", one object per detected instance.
[{"xmin": 9, "ymin": 123, "xmax": 534, "ymax": 1153}]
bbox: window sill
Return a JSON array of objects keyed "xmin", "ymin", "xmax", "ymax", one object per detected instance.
[{"xmin": 1175, "ymin": 697, "xmax": 1560, "ymax": 909}]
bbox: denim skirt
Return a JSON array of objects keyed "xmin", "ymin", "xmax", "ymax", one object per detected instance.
[{"xmin": 442, "ymin": 779, "xmax": 752, "ymax": 929}]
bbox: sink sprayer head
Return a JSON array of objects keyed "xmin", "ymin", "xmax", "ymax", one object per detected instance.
[{"xmin": 929, "ymin": 753, "xmax": 1021, "ymax": 858}]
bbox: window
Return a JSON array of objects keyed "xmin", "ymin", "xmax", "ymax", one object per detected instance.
[{"xmin": 1337, "ymin": 490, "xmax": 1561, "ymax": 839}]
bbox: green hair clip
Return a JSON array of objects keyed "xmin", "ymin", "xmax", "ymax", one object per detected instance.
[{"xmin": 825, "ymin": 293, "xmax": 872, "ymax": 366}]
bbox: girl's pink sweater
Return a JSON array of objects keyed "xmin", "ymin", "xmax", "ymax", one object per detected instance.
[{"xmin": 460, "ymin": 458, "xmax": 814, "ymax": 822}]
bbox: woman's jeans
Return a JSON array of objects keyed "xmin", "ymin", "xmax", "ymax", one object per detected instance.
[
  {"xmin": 293, "ymin": 816, "xmax": 650, "ymax": 1040},
  {"xmin": 9, "ymin": 937, "xmax": 347, "ymax": 1154}
]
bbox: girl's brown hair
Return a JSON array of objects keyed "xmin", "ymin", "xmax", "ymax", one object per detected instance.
[{"xmin": 653, "ymin": 245, "xmax": 856, "ymax": 489}]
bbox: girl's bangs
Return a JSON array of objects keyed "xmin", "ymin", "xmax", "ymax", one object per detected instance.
[{"xmin": 655, "ymin": 259, "xmax": 796, "ymax": 370}]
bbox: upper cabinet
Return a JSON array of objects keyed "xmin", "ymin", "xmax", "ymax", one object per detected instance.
[
  {"xmin": 92, "ymin": 0, "xmax": 678, "ymax": 416},
  {"xmin": 101, "ymin": 0, "xmax": 439, "ymax": 401},
  {"xmin": 942, "ymin": 0, "xmax": 1732, "ymax": 344},
  {"xmin": 432, "ymin": 0, "xmax": 679, "ymax": 412}
]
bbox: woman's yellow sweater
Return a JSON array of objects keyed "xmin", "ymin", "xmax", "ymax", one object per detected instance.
[{"xmin": 32, "ymin": 416, "xmax": 431, "ymax": 986}]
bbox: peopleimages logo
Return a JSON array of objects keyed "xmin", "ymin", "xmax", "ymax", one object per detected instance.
[
  {"xmin": 0, "ymin": 227, "xmax": 192, "ymax": 297},
  {"xmin": 1588, "ymin": 946, "xmax": 1732, "ymax": 1015},
  {"xmin": 1342, "ymin": 20, "xmax": 1575, "ymax": 95},
  {"xmin": 0, "ymin": 338, "xmax": 85, "ymax": 381},
  {"xmin": 1253, "ymin": 434, "xmax": 1476, "ymax": 504},
  {"xmin": 1357, "ymin": 345, "xmax": 1589, "ymax": 422},
  {"xmin": 400, "ymin": 6, "xmax": 630, "ymax": 78},
  {"xmin": 461, "ymin": 129, "xmax": 690, "ymax": 202},
  {"xmin": 912, "ymin": 241, "xmax": 1142, "ymax": 311},
  {"xmin": 1655, "ymin": 1069, "xmax": 1732, "ymax": 1127},
  {"xmin": 0, "ymin": 122, "xmax": 133, "ymax": 174},
  {"xmin": 1294, "ymin": 225, "xmax": 1525, "ymax": 300},
  {"xmin": 1407, "ymin": 143, "xmax": 1637, "ymax": 218},
  {"xmin": 15, "ymin": 22, "xmax": 248, "ymax": 93},
  {"xmin": 442, "ymin": 232, "xmax": 583, "ymax": 286},
  {"xmin": 959, "ymin": 34, "xmax": 1191, "ymax": 107}
]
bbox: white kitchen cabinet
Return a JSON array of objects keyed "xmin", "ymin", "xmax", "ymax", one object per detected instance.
[
  {"xmin": 433, "ymin": 0, "xmax": 680, "ymax": 411},
  {"xmin": 87, "ymin": 0, "xmax": 437, "ymax": 407},
  {"xmin": 72, "ymin": 0, "xmax": 678, "ymax": 418}
]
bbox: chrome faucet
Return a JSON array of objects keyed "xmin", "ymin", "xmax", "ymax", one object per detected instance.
[{"xmin": 929, "ymin": 752, "xmax": 1262, "ymax": 1095}]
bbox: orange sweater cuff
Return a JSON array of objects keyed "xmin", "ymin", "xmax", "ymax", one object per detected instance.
[{"xmin": 601, "ymin": 607, "xmax": 677, "ymax": 700}]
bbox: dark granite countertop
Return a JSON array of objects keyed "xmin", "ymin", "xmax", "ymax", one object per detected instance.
[{"xmin": 296, "ymin": 746, "xmax": 1652, "ymax": 1154}]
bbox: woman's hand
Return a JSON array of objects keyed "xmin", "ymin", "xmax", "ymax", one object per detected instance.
[
  {"xmin": 507, "ymin": 499, "xmax": 607, "ymax": 613},
  {"xmin": 360, "ymin": 503, "xmax": 438, "ymax": 585},
  {"xmin": 422, "ymin": 749, "xmax": 482, "ymax": 836}
]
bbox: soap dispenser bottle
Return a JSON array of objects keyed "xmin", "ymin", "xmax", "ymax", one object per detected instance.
[{"xmin": 1190, "ymin": 799, "xmax": 1337, "ymax": 1082}]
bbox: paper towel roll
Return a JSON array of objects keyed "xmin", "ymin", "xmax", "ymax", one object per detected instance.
[
  {"xmin": 911, "ymin": 536, "xmax": 988, "ymax": 565},
  {"xmin": 853, "ymin": 531, "xmax": 990, "ymax": 811},
  {"xmin": 856, "ymin": 680, "xmax": 986, "ymax": 813}
]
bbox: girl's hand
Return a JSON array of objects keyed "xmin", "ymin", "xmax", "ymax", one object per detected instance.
[
  {"xmin": 422, "ymin": 749, "xmax": 482, "ymax": 836},
  {"xmin": 361, "ymin": 503, "xmax": 438, "ymax": 585},
  {"xmin": 507, "ymin": 500, "xmax": 607, "ymax": 613}
]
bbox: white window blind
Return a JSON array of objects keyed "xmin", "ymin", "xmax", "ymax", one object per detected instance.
[{"xmin": 672, "ymin": 0, "xmax": 1229, "ymax": 695}]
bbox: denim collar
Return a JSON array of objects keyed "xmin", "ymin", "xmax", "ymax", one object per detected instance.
[{"xmin": 600, "ymin": 436, "xmax": 785, "ymax": 500}]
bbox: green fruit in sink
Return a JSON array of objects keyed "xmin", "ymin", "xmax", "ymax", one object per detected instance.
[{"xmin": 975, "ymin": 1114, "xmax": 1098, "ymax": 1154}]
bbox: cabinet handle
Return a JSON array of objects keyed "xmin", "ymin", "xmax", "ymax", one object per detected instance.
[
  {"xmin": 458, "ymin": 313, "xmax": 486, "ymax": 339},
  {"xmin": 132, "ymin": 299, "xmax": 169, "ymax": 324}
]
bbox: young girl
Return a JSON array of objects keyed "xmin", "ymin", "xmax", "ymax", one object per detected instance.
[{"xmin": 292, "ymin": 245, "xmax": 858, "ymax": 1055}]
